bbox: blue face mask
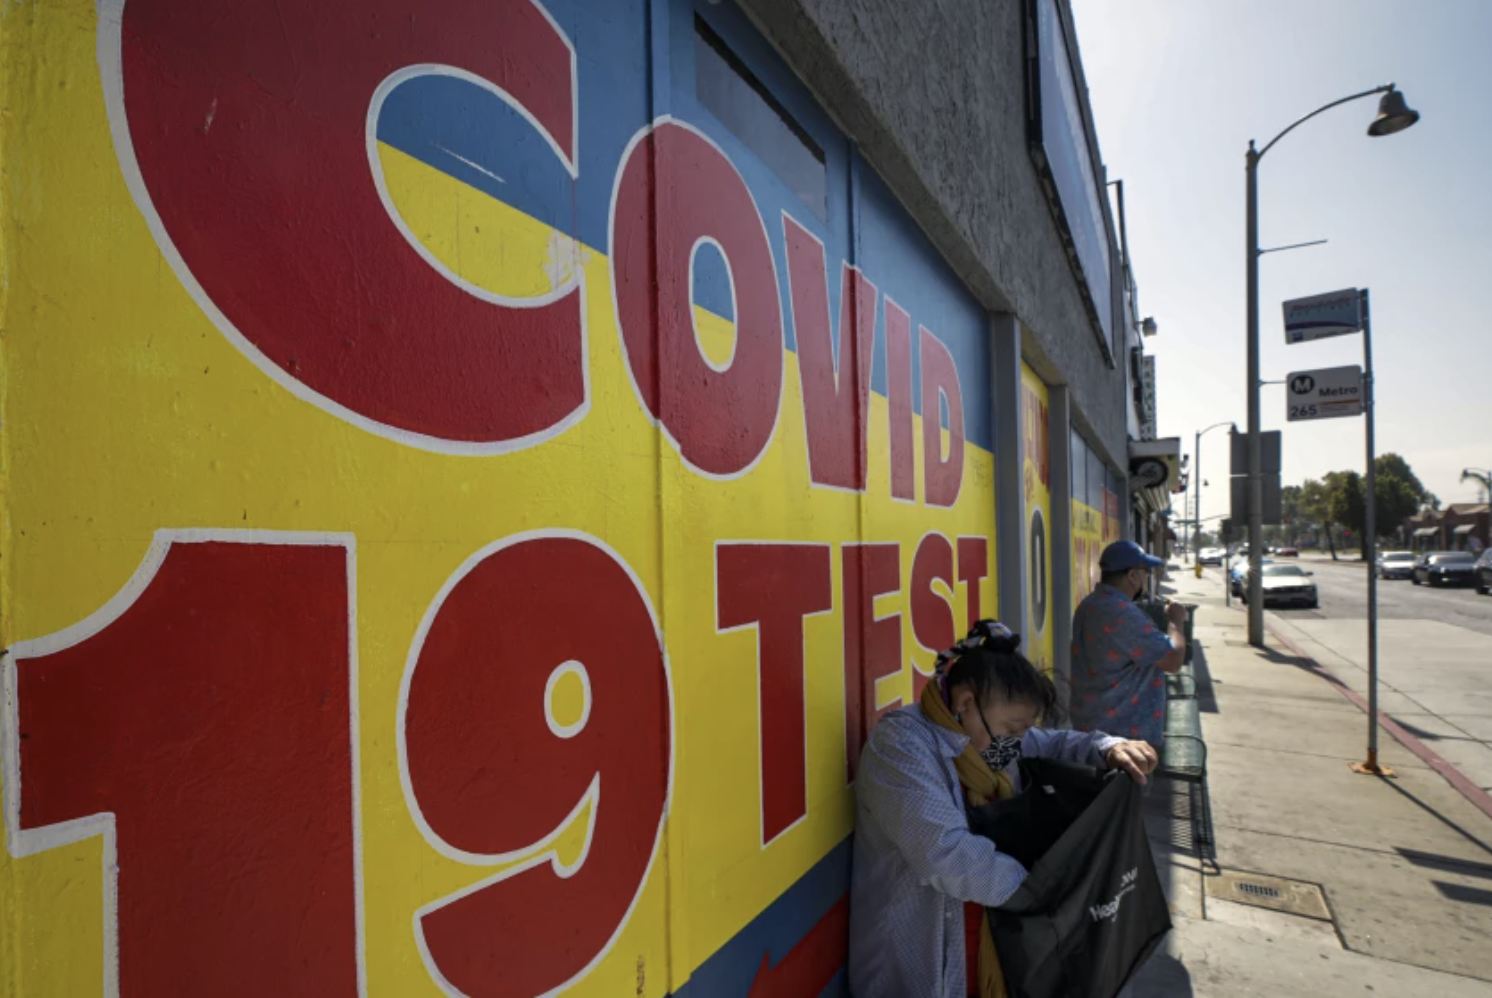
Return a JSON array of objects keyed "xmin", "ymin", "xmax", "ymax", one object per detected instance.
[{"xmin": 981, "ymin": 735, "xmax": 1023, "ymax": 772}]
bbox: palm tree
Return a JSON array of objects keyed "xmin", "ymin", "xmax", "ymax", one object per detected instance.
[{"xmin": 1463, "ymin": 469, "xmax": 1492, "ymax": 505}]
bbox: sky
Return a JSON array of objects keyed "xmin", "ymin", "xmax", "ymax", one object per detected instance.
[{"xmin": 1070, "ymin": 0, "xmax": 1492, "ymax": 530}]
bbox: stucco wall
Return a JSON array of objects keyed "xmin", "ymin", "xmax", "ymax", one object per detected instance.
[{"xmin": 737, "ymin": 0, "xmax": 1130, "ymax": 468}]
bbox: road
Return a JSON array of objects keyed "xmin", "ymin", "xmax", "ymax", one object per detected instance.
[
  {"xmin": 1291, "ymin": 555, "xmax": 1492, "ymax": 638},
  {"xmin": 1232, "ymin": 556, "xmax": 1492, "ymax": 793}
]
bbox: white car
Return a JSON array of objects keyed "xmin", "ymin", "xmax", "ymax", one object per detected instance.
[
  {"xmin": 1246, "ymin": 563, "xmax": 1319, "ymax": 609},
  {"xmin": 1198, "ymin": 547, "xmax": 1225, "ymax": 567}
]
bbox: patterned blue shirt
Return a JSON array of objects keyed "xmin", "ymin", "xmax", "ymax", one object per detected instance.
[
  {"xmin": 1070, "ymin": 583, "xmax": 1175, "ymax": 747},
  {"xmin": 848, "ymin": 704, "xmax": 1121, "ymax": 998}
]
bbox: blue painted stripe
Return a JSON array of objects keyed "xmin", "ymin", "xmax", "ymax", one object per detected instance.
[{"xmin": 668, "ymin": 837, "xmax": 851, "ymax": 998}]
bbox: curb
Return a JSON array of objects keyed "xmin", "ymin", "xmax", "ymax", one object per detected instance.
[{"xmin": 1264, "ymin": 622, "xmax": 1492, "ymax": 824}]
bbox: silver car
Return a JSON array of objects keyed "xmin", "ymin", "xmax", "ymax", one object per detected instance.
[
  {"xmin": 1253, "ymin": 563, "xmax": 1318, "ymax": 609},
  {"xmin": 1377, "ymin": 551, "xmax": 1417, "ymax": 580}
]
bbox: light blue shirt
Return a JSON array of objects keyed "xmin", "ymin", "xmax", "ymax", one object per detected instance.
[{"xmin": 848, "ymin": 704, "xmax": 1121, "ymax": 998}]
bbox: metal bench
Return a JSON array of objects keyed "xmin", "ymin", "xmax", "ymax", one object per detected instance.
[
  {"xmin": 1110, "ymin": 599, "xmax": 1214, "ymax": 854},
  {"xmin": 1165, "ymin": 661, "xmax": 1197, "ymax": 700},
  {"xmin": 1157, "ymin": 665, "xmax": 1214, "ymax": 857},
  {"xmin": 1158, "ymin": 696, "xmax": 1206, "ymax": 783}
]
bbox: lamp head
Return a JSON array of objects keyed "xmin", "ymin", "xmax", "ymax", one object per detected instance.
[
  {"xmin": 1368, "ymin": 87, "xmax": 1420, "ymax": 137},
  {"xmin": 1140, "ymin": 316, "xmax": 1158, "ymax": 336}
]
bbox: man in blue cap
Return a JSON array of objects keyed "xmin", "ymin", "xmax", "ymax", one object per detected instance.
[{"xmin": 1070, "ymin": 541, "xmax": 1188, "ymax": 748}]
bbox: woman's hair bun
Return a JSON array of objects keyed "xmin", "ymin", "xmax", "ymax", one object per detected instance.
[
  {"xmin": 933, "ymin": 619, "xmax": 1023, "ymax": 678},
  {"xmin": 967, "ymin": 619, "xmax": 1020, "ymax": 654},
  {"xmin": 937, "ymin": 619, "xmax": 1059, "ymax": 724},
  {"xmin": 986, "ymin": 632, "xmax": 1020, "ymax": 654}
]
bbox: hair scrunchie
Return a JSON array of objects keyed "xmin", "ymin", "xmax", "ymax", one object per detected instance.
[{"xmin": 934, "ymin": 619, "xmax": 1022, "ymax": 699}]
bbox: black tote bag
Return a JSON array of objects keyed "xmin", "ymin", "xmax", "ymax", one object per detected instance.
[{"xmin": 973, "ymin": 759, "xmax": 1171, "ymax": 998}]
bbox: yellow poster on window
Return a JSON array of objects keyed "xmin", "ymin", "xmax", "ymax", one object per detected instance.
[{"xmin": 1020, "ymin": 365, "xmax": 1054, "ymax": 676}]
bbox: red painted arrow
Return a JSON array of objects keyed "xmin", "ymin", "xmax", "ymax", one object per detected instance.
[{"xmin": 747, "ymin": 894, "xmax": 849, "ymax": 998}]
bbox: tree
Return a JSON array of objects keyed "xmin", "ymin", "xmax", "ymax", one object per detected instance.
[
  {"xmin": 1376, "ymin": 453, "xmax": 1426, "ymax": 499},
  {"xmin": 1295, "ymin": 461, "xmax": 1425, "ymax": 554},
  {"xmin": 1279, "ymin": 484, "xmax": 1304, "ymax": 545},
  {"xmin": 1374, "ymin": 473, "xmax": 1420, "ymax": 541},
  {"xmin": 1326, "ymin": 471, "xmax": 1365, "ymax": 552},
  {"xmin": 1376, "ymin": 453, "xmax": 1443, "ymax": 513},
  {"xmin": 1281, "ymin": 484, "xmax": 1303, "ymax": 521},
  {"xmin": 1300, "ymin": 477, "xmax": 1336, "ymax": 558}
]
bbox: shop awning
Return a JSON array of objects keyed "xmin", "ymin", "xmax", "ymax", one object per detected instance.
[
  {"xmin": 1413, "ymin": 526, "xmax": 1438, "ymax": 537},
  {"xmin": 1454, "ymin": 524, "xmax": 1477, "ymax": 535}
]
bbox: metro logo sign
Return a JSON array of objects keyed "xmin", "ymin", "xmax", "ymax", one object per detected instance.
[{"xmin": 1286, "ymin": 365, "xmax": 1364, "ymax": 421}]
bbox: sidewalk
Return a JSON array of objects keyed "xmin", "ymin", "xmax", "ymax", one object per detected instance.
[
  {"xmin": 1127, "ymin": 569, "xmax": 1492, "ymax": 997},
  {"xmin": 1267, "ymin": 592, "xmax": 1492, "ymax": 795}
]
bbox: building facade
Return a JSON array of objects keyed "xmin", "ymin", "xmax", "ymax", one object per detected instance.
[
  {"xmin": 0, "ymin": 0, "xmax": 1163, "ymax": 993},
  {"xmin": 1404, "ymin": 504, "xmax": 1490, "ymax": 553}
]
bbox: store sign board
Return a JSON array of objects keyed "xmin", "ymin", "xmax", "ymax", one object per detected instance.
[
  {"xmin": 1283, "ymin": 288, "xmax": 1362, "ymax": 344},
  {"xmin": 1029, "ymin": 0, "xmax": 1115, "ymax": 358}
]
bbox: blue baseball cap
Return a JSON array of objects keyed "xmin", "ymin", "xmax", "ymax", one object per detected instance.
[{"xmin": 1099, "ymin": 540, "xmax": 1165, "ymax": 573}]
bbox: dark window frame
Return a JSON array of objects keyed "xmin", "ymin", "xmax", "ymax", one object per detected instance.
[{"xmin": 693, "ymin": 14, "xmax": 828, "ymax": 220}]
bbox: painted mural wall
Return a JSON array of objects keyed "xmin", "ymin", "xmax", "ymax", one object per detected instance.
[
  {"xmin": 1020, "ymin": 365, "xmax": 1054, "ymax": 676},
  {"xmin": 0, "ymin": 0, "xmax": 1000, "ymax": 995},
  {"xmin": 1070, "ymin": 428, "xmax": 1121, "ymax": 607}
]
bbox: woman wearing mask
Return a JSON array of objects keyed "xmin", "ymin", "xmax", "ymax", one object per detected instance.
[{"xmin": 847, "ymin": 621, "xmax": 1158, "ymax": 998}]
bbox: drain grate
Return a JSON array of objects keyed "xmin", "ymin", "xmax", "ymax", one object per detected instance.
[
  {"xmin": 1205, "ymin": 870, "xmax": 1333, "ymax": 921},
  {"xmin": 1236, "ymin": 882, "xmax": 1282, "ymax": 899}
]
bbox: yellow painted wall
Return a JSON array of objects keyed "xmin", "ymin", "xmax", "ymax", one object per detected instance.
[
  {"xmin": 1020, "ymin": 364, "xmax": 1054, "ymax": 675},
  {"xmin": 1072, "ymin": 500, "xmax": 1104, "ymax": 607},
  {"xmin": 0, "ymin": 1, "xmax": 1001, "ymax": 994}
]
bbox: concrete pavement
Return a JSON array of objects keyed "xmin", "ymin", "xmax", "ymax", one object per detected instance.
[
  {"xmin": 1269, "ymin": 611, "xmax": 1492, "ymax": 794},
  {"xmin": 1253, "ymin": 557, "xmax": 1492, "ymax": 795},
  {"xmin": 1297, "ymin": 554, "xmax": 1492, "ymax": 639},
  {"xmin": 1126, "ymin": 568, "xmax": 1492, "ymax": 997}
]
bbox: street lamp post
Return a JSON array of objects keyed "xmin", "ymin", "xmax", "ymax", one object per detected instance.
[
  {"xmin": 1359, "ymin": 288, "xmax": 1383, "ymax": 774},
  {"xmin": 1243, "ymin": 84, "xmax": 1420, "ymax": 647},
  {"xmin": 1195, "ymin": 421, "xmax": 1234, "ymax": 560}
]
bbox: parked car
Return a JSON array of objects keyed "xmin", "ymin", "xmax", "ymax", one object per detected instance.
[
  {"xmin": 1411, "ymin": 551, "xmax": 1477, "ymax": 587},
  {"xmin": 1475, "ymin": 549, "xmax": 1492, "ymax": 596},
  {"xmin": 1198, "ymin": 547, "xmax": 1225, "ymax": 567},
  {"xmin": 1242, "ymin": 563, "xmax": 1318, "ymax": 609},
  {"xmin": 1377, "ymin": 551, "xmax": 1417, "ymax": 580},
  {"xmin": 1276, "ymin": 547, "xmax": 1299, "ymax": 557},
  {"xmin": 1229, "ymin": 557, "xmax": 1274, "ymax": 597}
]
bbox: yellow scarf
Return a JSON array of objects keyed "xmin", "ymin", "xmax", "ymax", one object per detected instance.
[{"xmin": 919, "ymin": 677, "xmax": 1014, "ymax": 998}]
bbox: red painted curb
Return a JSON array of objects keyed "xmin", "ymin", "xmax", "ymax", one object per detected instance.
[{"xmin": 1264, "ymin": 623, "xmax": 1492, "ymax": 823}]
